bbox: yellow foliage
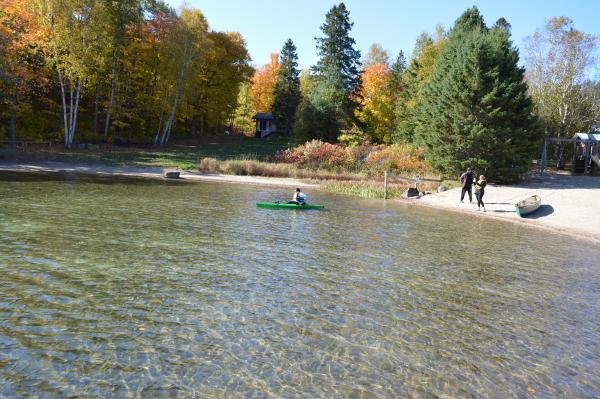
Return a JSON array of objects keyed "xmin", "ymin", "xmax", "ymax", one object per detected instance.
[
  {"xmin": 355, "ymin": 63, "xmax": 394, "ymax": 143},
  {"xmin": 250, "ymin": 53, "xmax": 280, "ymax": 113}
]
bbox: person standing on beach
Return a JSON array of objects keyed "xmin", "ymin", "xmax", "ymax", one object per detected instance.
[
  {"xmin": 474, "ymin": 175, "xmax": 487, "ymax": 212},
  {"xmin": 459, "ymin": 168, "xmax": 474, "ymax": 203}
]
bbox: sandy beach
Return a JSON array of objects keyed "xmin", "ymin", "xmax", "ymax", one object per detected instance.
[
  {"xmin": 0, "ymin": 161, "xmax": 318, "ymax": 188},
  {"xmin": 1, "ymin": 161, "xmax": 599, "ymax": 242},
  {"xmin": 414, "ymin": 172, "xmax": 600, "ymax": 243}
]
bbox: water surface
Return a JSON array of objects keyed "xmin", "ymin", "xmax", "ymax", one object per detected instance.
[{"xmin": 0, "ymin": 172, "xmax": 599, "ymax": 398}]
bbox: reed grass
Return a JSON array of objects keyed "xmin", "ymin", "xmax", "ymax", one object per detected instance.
[{"xmin": 198, "ymin": 157, "xmax": 444, "ymax": 199}]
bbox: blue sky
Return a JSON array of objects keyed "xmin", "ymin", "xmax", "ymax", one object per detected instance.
[{"xmin": 176, "ymin": 0, "xmax": 599, "ymax": 73}]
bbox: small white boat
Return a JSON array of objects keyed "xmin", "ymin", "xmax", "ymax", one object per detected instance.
[{"xmin": 515, "ymin": 195, "xmax": 541, "ymax": 217}]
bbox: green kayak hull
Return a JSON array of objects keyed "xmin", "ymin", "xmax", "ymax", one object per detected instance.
[{"xmin": 256, "ymin": 202, "xmax": 324, "ymax": 210}]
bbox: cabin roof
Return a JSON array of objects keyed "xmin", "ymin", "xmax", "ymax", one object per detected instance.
[
  {"xmin": 573, "ymin": 133, "xmax": 600, "ymax": 141},
  {"xmin": 252, "ymin": 113, "xmax": 273, "ymax": 120}
]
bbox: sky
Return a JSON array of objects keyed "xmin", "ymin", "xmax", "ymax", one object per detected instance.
[{"xmin": 174, "ymin": 0, "xmax": 600, "ymax": 74}]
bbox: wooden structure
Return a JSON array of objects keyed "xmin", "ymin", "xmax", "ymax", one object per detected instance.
[
  {"xmin": 383, "ymin": 171, "xmax": 442, "ymax": 199},
  {"xmin": 252, "ymin": 113, "xmax": 277, "ymax": 138},
  {"xmin": 540, "ymin": 133, "xmax": 600, "ymax": 175}
]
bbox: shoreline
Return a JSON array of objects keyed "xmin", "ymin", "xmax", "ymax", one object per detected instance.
[
  {"xmin": 401, "ymin": 195, "xmax": 600, "ymax": 245},
  {"xmin": 402, "ymin": 172, "xmax": 600, "ymax": 244},
  {"xmin": 2, "ymin": 161, "xmax": 599, "ymax": 244},
  {"xmin": 0, "ymin": 161, "xmax": 319, "ymax": 189}
]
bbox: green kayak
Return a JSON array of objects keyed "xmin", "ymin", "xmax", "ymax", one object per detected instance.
[{"xmin": 256, "ymin": 202, "xmax": 325, "ymax": 210}]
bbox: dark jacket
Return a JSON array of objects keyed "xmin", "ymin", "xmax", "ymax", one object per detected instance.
[
  {"xmin": 474, "ymin": 180, "xmax": 487, "ymax": 194},
  {"xmin": 460, "ymin": 171, "xmax": 474, "ymax": 188}
]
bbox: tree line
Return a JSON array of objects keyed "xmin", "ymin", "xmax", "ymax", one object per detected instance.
[
  {"xmin": 240, "ymin": 5, "xmax": 599, "ymax": 180},
  {"xmin": 0, "ymin": 0, "xmax": 253, "ymax": 147},
  {"xmin": 2, "ymin": 2, "xmax": 599, "ymax": 179}
]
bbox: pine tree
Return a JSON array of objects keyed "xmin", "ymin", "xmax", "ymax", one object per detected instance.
[
  {"xmin": 312, "ymin": 2, "xmax": 361, "ymax": 93},
  {"xmin": 389, "ymin": 50, "xmax": 406, "ymax": 91},
  {"xmin": 272, "ymin": 39, "xmax": 300, "ymax": 134},
  {"xmin": 415, "ymin": 7, "xmax": 540, "ymax": 182},
  {"xmin": 297, "ymin": 2, "xmax": 361, "ymax": 141}
]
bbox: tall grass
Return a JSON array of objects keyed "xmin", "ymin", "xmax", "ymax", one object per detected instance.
[{"xmin": 199, "ymin": 158, "xmax": 367, "ymax": 181}]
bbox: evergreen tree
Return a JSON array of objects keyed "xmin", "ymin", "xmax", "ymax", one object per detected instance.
[
  {"xmin": 272, "ymin": 39, "xmax": 301, "ymax": 134},
  {"xmin": 312, "ymin": 2, "xmax": 361, "ymax": 93},
  {"xmin": 297, "ymin": 2, "xmax": 360, "ymax": 141},
  {"xmin": 393, "ymin": 36, "xmax": 446, "ymax": 143},
  {"xmin": 415, "ymin": 7, "xmax": 540, "ymax": 182},
  {"xmin": 389, "ymin": 50, "xmax": 406, "ymax": 91}
]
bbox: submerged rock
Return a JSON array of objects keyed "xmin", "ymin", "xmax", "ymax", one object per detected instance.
[{"xmin": 163, "ymin": 170, "xmax": 180, "ymax": 179}]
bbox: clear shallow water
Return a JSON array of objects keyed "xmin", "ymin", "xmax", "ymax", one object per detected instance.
[{"xmin": 0, "ymin": 171, "xmax": 599, "ymax": 398}]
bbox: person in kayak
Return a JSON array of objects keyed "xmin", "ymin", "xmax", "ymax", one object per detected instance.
[
  {"xmin": 288, "ymin": 188, "xmax": 307, "ymax": 205},
  {"xmin": 474, "ymin": 175, "xmax": 487, "ymax": 212},
  {"xmin": 459, "ymin": 167, "xmax": 474, "ymax": 203}
]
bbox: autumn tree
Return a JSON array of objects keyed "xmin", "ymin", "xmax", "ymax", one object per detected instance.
[
  {"xmin": 0, "ymin": 0, "xmax": 49, "ymax": 145},
  {"xmin": 190, "ymin": 31, "xmax": 253, "ymax": 135},
  {"xmin": 355, "ymin": 63, "xmax": 394, "ymax": 143},
  {"xmin": 250, "ymin": 53, "xmax": 280, "ymax": 113},
  {"xmin": 102, "ymin": 0, "xmax": 144, "ymax": 139},
  {"xmin": 272, "ymin": 39, "xmax": 301, "ymax": 134},
  {"xmin": 33, "ymin": 0, "xmax": 111, "ymax": 147},
  {"xmin": 155, "ymin": 7, "xmax": 209, "ymax": 145},
  {"xmin": 393, "ymin": 33, "xmax": 446, "ymax": 143},
  {"xmin": 524, "ymin": 17, "xmax": 599, "ymax": 138},
  {"xmin": 363, "ymin": 43, "xmax": 389, "ymax": 68},
  {"xmin": 233, "ymin": 82, "xmax": 254, "ymax": 134}
]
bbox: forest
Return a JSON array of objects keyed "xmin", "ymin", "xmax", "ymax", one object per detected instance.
[{"xmin": 1, "ymin": 1, "xmax": 599, "ymax": 180}]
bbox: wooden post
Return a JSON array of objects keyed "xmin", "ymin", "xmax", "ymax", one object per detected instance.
[
  {"xmin": 584, "ymin": 142, "xmax": 591, "ymax": 175},
  {"xmin": 384, "ymin": 171, "xmax": 388, "ymax": 200},
  {"xmin": 540, "ymin": 138, "xmax": 547, "ymax": 175},
  {"xmin": 572, "ymin": 141, "xmax": 577, "ymax": 173}
]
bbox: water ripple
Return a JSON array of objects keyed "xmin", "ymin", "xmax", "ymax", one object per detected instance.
[{"xmin": 0, "ymin": 174, "xmax": 599, "ymax": 398}]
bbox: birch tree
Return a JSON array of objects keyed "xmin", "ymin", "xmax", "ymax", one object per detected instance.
[
  {"xmin": 155, "ymin": 7, "xmax": 209, "ymax": 145},
  {"xmin": 102, "ymin": 0, "xmax": 143, "ymax": 140},
  {"xmin": 524, "ymin": 17, "xmax": 599, "ymax": 137},
  {"xmin": 34, "ymin": 0, "xmax": 105, "ymax": 147}
]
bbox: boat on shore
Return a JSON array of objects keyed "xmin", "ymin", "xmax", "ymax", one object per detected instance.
[
  {"xmin": 515, "ymin": 195, "xmax": 541, "ymax": 217},
  {"xmin": 256, "ymin": 202, "xmax": 325, "ymax": 210}
]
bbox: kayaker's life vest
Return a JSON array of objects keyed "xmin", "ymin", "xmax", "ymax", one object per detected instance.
[{"xmin": 294, "ymin": 192, "xmax": 306, "ymax": 203}]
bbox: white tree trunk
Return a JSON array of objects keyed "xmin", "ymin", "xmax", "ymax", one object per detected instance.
[
  {"xmin": 93, "ymin": 68, "xmax": 99, "ymax": 134},
  {"xmin": 104, "ymin": 46, "xmax": 118, "ymax": 140},
  {"xmin": 159, "ymin": 62, "xmax": 188, "ymax": 145},
  {"xmin": 58, "ymin": 70, "xmax": 69, "ymax": 147},
  {"xmin": 70, "ymin": 78, "xmax": 81, "ymax": 146},
  {"xmin": 155, "ymin": 108, "xmax": 165, "ymax": 145}
]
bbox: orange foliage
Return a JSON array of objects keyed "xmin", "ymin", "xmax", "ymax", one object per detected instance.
[
  {"xmin": 356, "ymin": 63, "xmax": 394, "ymax": 143},
  {"xmin": 0, "ymin": 0, "xmax": 50, "ymax": 88},
  {"xmin": 250, "ymin": 52, "xmax": 280, "ymax": 113}
]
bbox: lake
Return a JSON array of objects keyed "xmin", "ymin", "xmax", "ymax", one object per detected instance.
[{"xmin": 0, "ymin": 172, "xmax": 599, "ymax": 398}]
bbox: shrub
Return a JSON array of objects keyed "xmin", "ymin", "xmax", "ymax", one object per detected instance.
[
  {"xmin": 270, "ymin": 140, "xmax": 431, "ymax": 177},
  {"xmin": 199, "ymin": 158, "xmax": 220, "ymax": 173}
]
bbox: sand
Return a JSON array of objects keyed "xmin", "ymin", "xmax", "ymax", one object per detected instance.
[
  {"xmin": 413, "ymin": 172, "xmax": 600, "ymax": 243},
  {"xmin": 1, "ymin": 161, "xmax": 598, "ymax": 242},
  {"xmin": 0, "ymin": 161, "xmax": 317, "ymax": 188}
]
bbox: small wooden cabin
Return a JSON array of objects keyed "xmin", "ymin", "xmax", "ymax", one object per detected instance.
[{"xmin": 252, "ymin": 113, "xmax": 277, "ymax": 138}]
